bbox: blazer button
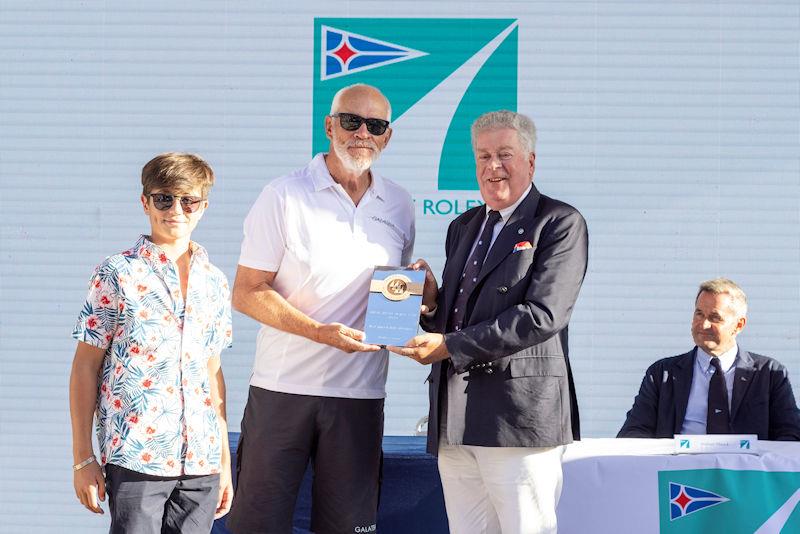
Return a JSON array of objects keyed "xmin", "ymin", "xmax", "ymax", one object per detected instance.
[
  {"xmin": 497, "ymin": 286, "xmax": 508, "ymax": 294},
  {"xmin": 485, "ymin": 368, "xmax": 494, "ymax": 374}
]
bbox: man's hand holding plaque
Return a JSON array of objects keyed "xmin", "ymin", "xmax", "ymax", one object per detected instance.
[{"xmin": 376, "ymin": 259, "xmax": 451, "ymax": 364}]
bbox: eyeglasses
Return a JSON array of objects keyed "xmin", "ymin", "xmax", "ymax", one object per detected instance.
[
  {"xmin": 331, "ymin": 112, "xmax": 390, "ymax": 136},
  {"xmin": 148, "ymin": 194, "xmax": 206, "ymax": 213}
]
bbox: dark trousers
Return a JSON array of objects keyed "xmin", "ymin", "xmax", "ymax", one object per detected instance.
[
  {"xmin": 226, "ymin": 387, "xmax": 384, "ymax": 534},
  {"xmin": 105, "ymin": 463, "xmax": 219, "ymax": 534}
]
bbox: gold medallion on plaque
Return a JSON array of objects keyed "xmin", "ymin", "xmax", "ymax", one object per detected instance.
[{"xmin": 370, "ymin": 273, "xmax": 423, "ymax": 302}]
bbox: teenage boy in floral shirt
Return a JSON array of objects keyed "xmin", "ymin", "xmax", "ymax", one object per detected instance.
[{"xmin": 69, "ymin": 153, "xmax": 233, "ymax": 533}]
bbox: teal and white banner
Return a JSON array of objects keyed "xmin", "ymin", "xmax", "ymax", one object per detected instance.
[{"xmin": 313, "ymin": 18, "xmax": 518, "ymax": 217}]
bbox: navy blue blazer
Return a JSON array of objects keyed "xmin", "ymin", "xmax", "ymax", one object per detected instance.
[
  {"xmin": 617, "ymin": 348, "xmax": 800, "ymax": 440},
  {"xmin": 422, "ymin": 185, "xmax": 588, "ymax": 454}
]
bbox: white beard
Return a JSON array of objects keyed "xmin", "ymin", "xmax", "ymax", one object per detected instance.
[{"xmin": 332, "ymin": 137, "xmax": 382, "ymax": 174}]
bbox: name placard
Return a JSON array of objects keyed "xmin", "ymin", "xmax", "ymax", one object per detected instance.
[{"xmin": 674, "ymin": 434, "xmax": 760, "ymax": 455}]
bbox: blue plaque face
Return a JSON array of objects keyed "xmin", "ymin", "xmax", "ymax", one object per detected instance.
[{"xmin": 364, "ymin": 267, "xmax": 425, "ymax": 346}]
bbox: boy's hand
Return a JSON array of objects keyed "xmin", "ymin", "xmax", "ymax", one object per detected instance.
[
  {"xmin": 215, "ymin": 469, "xmax": 234, "ymax": 518},
  {"xmin": 73, "ymin": 461, "xmax": 106, "ymax": 514}
]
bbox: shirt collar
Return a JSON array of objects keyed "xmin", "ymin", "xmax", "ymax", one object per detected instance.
[
  {"xmin": 369, "ymin": 169, "xmax": 386, "ymax": 201},
  {"xmin": 696, "ymin": 344, "xmax": 738, "ymax": 374},
  {"xmin": 132, "ymin": 235, "xmax": 208, "ymax": 274},
  {"xmin": 310, "ymin": 152, "xmax": 385, "ymax": 201},
  {"xmin": 310, "ymin": 153, "xmax": 336, "ymax": 191},
  {"xmin": 487, "ymin": 182, "xmax": 533, "ymax": 223}
]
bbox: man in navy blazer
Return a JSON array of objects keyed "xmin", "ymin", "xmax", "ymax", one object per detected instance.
[
  {"xmin": 389, "ymin": 110, "xmax": 588, "ymax": 534},
  {"xmin": 618, "ymin": 278, "xmax": 800, "ymax": 440}
]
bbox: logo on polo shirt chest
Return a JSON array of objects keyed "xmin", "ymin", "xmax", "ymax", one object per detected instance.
[{"xmin": 370, "ymin": 215, "xmax": 400, "ymax": 233}]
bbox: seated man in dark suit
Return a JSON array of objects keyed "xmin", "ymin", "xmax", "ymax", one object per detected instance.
[{"xmin": 618, "ymin": 278, "xmax": 800, "ymax": 440}]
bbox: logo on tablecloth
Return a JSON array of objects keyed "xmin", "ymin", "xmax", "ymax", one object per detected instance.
[
  {"xmin": 658, "ymin": 469, "xmax": 800, "ymax": 533},
  {"xmin": 668, "ymin": 482, "xmax": 728, "ymax": 520}
]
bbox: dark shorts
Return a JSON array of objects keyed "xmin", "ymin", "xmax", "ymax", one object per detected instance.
[
  {"xmin": 226, "ymin": 386, "xmax": 384, "ymax": 534},
  {"xmin": 105, "ymin": 463, "xmax": 219, "ymax": 534}
]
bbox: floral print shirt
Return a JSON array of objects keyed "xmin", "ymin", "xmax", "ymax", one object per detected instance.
[{"xmin": 73, "ymin": 235, "xmax": 232, "ymax": 476}]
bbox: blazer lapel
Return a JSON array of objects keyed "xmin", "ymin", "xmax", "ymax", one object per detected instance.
[
  {"xmin": 730, "ymin": 349, "xmax": 756, "ymax": 421},
  {"xmin": 672, "ymin": 349, "xmax": 695, "ymax": 434},
  {"xmin": 477, "ymin": 186, "xmax": 541, "ymax": 283},
  {"xmin": 442, "ymin": 209, "xmax": 485, "ymax": 316}
]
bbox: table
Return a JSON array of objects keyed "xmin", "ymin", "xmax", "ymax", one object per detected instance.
[{"xmin": 557, "ymin": 439, "xmax": 800, "ymax": 533}]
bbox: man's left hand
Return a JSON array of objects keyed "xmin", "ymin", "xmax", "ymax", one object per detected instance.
[
  {"xmin": 387, "ymin": 333, "xmax": 450, "ymax": 365},
  {"xmin": 408, "ymin": 258, "xmax": 439, "ymax": 313}
]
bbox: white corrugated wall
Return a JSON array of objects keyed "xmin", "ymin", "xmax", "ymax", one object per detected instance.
[{"xmin": 0, "ymin": 1, "xmax": 797, "ymax": 532}]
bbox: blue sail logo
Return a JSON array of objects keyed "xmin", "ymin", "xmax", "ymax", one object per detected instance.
[
  {"xmin": 669, "ymin": 482, "xmax": 730, "ymax": 520},
  {"xmin": 321, "ymin": 26, "xmax": 426, "ymax": 80}
]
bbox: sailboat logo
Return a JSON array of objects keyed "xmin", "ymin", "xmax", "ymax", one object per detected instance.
[{"xmin": 313, "ymin": 18, "xmax": 519, "ymax": 192}]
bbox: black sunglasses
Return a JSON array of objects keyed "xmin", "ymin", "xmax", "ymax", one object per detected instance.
[
  {"xmin": 331, "ymin": 112, "xmax": 390, "ymax": 136},
  {"xmin": 149, "ymin": 194, "xmax": 206, "ymax": 213}
]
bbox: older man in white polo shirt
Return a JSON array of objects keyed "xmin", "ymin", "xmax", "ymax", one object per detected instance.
[{"xmin": 226, "ymin": 84, "xmax": 415, "ymax": 534}]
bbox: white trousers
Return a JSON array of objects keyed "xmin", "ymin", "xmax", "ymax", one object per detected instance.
[{"xmin": 437, "ymin": 444, "xmax": 564, "ymax": 534}]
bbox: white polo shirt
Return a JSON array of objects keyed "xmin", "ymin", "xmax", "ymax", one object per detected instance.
[{"xmin": 239, "ymin": 153, "xmax": 415, "ymax": 398}]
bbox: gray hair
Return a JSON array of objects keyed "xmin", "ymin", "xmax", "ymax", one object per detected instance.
[
  {"xmin": 471, "ymin": 110, "xmax": 537, "ymax": 153},
  {"xmin": 696, "ymin": 278, "xmax": 748, "ymax": 316},
  {"xmin": 329, "ymin": 83, "xmax": 392, "ymax": 121}
]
